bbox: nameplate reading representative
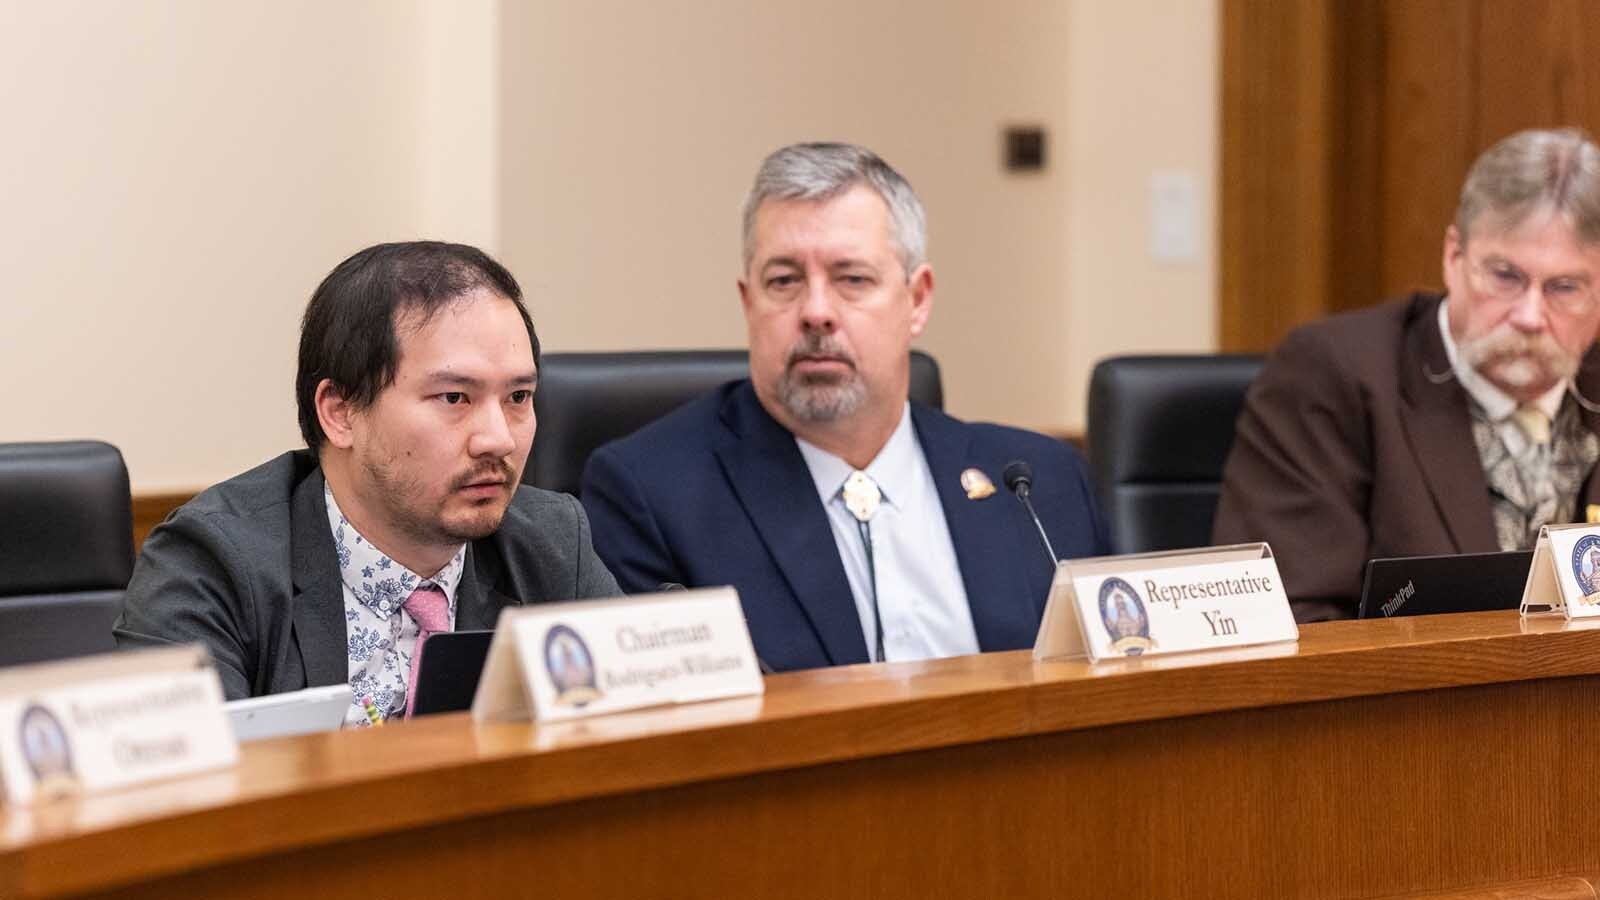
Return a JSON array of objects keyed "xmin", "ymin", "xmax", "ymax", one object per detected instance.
[
  {"xmin": 472, "ymin": 586, "xmax": 764, "ymax": 723},
  {"xmin": 0, "ymin": 645, "xmax": 237, "ymax": 805},
  {"xmin": 1034, "ymin": 543, "xmax": 1297, "ymax": 663},
  {"xmin": 1519, "ymin": 523, "xmax": 1600, "ymax": 619}
]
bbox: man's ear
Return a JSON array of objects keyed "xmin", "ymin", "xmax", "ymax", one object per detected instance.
[
  {"xmin": 1441, "ymin": 224, "xmax": 1471, "ymax": 321},
  {"xmin": 315, "ymin": 379, "xmax": 358, "ymax": 450},
  {"xmin": 1442, "ymin": 224, "xmax": 1465, "ymax": 276},
  {"xmin": 907, "ymin": 264, "xmax": 935, "ymax": 338}
]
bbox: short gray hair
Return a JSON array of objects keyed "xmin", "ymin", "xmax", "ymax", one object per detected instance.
[
  {"xmin": 741, "ymin": 142, "xmax": 928, "ymax": 277},
  {"xmin": 1456, "ymin": 127, "xmax": 1600, "ymax": 244}
]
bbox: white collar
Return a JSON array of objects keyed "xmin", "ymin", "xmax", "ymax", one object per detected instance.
[
  {"xmin": 1438, "ymin": 297, "xmax": 1566, "ymax": 421},
  {"xmin": 795, "ymin": 403, "xmax": 918, "ymax": 509}
]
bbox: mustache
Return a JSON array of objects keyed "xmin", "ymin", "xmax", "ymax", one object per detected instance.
[
  {"xmin": 784, "ymin": 334, "xmax": 857, "ymax": 369},
  {"xmin": 450, "ymin": 461, "xmax": 515, "ymax": 491},
  {"xmin": 1461, "ymin": 325, "xmax": 1578, "ymax": 376}
]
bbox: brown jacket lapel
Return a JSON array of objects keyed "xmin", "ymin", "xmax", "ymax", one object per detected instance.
[
  {"xmin": 1575, "ymin": 349, "xmax": 1600, "ymax": 512},
  {"xmin": 1395, "ymin": 296, "xmax": 1499, "ymax": 552}
]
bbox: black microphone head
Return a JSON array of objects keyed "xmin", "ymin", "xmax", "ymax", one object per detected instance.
[{"xmin": 1002, "ymin": 460, "xmax": 1033, "ymax": 494}]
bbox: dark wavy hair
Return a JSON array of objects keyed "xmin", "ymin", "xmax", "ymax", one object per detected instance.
[{"xmin": 295, "ymin": 241, "xmax": 540, "ymax": 450}]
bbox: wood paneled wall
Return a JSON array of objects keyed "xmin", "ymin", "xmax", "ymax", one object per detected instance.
[
  {"xmin": 131, "ymin": 493, "xmax": 190, "ymax": 551},
  {"xmin": 1221, "ymin": 0, "xmax": 1600, "ymax": 352}
]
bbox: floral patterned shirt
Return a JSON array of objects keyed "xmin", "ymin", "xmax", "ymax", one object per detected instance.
[{"xmin": 325, "ymin": 485, "xmax": 464, "ymax": 727}]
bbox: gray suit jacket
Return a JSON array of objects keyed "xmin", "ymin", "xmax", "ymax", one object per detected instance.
[{"xmin": 115, "ymin": 451, "xmax": 620, "ymax": 699}]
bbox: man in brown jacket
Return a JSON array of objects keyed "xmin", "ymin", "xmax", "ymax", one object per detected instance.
[{"xmin": 1214, "ymin": 128, "xmax": 1600, "ymax": 620}]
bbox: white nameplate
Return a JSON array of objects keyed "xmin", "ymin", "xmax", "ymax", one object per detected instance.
[
  {"xmin": 1035, "ymin": 543, "xmax": 1298, "ymax": 662},
  {"xmin": 0, "ymin": 645, "xmax": 237, "ymax": 805},
  {"xmin": 1519, "ymin": 523, "xmax": 1600, "ymax": 618},
  {"xmin": 472, "ymin": 586, "xmax": 765, "ymax": 723}
]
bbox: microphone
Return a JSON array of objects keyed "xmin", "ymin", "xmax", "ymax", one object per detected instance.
[
  {"xmin": 1002, "ymin": 460, "xmax": 1060, "ymax": 567},
  {"xmin": 660, "ymin": 582, "xmax": 776, "ymax": 675}
]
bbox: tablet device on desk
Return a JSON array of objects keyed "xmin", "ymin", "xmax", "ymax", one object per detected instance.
[
  {"xmin": 226, "ymin": 683, "xmax": 351, "ymax": 741},
  {"xmin": 1357, "ymin": 550, "xmax": 1533, "ymax": 619},
  {"xmin": 410, "ymin": 629, "xmax": 495, "ymax": 717}
]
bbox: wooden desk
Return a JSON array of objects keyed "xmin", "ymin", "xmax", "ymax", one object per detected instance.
[{"xmin": 5, "ymin": 611, "xmax": 1600, "ymax": 899}]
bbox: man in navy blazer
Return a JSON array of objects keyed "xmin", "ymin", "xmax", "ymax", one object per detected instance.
[{"xmin": 581, "ymin": 143, "xmax": 1110, "ymax": 672}]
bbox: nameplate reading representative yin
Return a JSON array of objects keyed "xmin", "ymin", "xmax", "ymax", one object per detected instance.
[
  {"xmin": 1519, "ymin": 523, "xmax": 1600, "ymax": 619},
  {"xmin": 471, "ymin": 586, "xmax": 764, "ymax": 723},
  {"xmin": 1034, "ymin": 543, "xmax": 1298, "ymax": 663},
  {"xmin": 0, "ymin": 645, "xmax": 237, "ymax": 805}
]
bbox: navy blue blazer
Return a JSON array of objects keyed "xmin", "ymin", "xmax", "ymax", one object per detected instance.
[{"xmin": 580, "ymin": 380, "xmax": 1111, "ymax": 672}]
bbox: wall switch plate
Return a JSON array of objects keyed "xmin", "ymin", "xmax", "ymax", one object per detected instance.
[{"xmin": 1148, "ymin": 171, "xmax": 1199, "ymax": 264}]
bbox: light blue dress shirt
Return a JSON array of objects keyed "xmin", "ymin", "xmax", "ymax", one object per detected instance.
[{"xmin": 795, "ymin": 404, "xmax": 980, "ymax": 662}]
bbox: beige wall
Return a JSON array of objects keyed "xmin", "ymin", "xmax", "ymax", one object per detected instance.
[
  {"xmin": 1, "ymin": 0, "xmax": 1215, "ymax": 493},
  {"xmin": 499, "ymin": 0, "xmax": 1218, "ymax": 433},
  {"xmin": 1064, "ymin": 0, "xmax": 1219, "ymax": 423},
  {"xmin": 0, "ymin": 1, "xmax": 492, "ymax": 492}
]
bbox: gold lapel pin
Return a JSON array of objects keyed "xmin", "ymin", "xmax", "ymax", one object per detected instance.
[{"xmin": 960, "ymin": 467, "xmax": 996, "ymax": 500}]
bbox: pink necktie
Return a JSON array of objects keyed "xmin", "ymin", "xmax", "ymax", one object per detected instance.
[{"xmin": 403, "ymin": 583, "xmax": 452, "ymax": 719}]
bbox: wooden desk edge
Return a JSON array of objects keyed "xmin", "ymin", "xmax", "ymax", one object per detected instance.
[{"xmin": 5, "ymin": 611, "xmax": 1598, "ymax": 897}]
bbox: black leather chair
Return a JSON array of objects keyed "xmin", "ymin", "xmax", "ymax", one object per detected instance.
[
  {"xmin": 1087, "ymin": 355, "xmax": 1263, "ymax": 554},
  {"xmin": 527, "ymin": 349, "xmax": 944, "ymax": 495},
  {"xmin": 0, "ymin": 441, "xmax": 133, "ymax": 664},
  {"xmin": 0, "ymin": 594, "xmax": 125, "ymax": 666}
]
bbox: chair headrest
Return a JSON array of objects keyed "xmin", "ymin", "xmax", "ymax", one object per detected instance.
[
  {"xmin": 1088, "ymin": 355, "xmax": 1264, "ymax": 486},
  {"xmin": 0, "ymin": 441, "xmax": 133, "ymax": 596},
  {"xmin": 525, "ymin": 349, "xmax": 943, "ymax": 495}
]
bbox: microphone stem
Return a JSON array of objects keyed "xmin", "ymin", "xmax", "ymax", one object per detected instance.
[{"xmin": 1018, "ymin": 489, "xmax": 1059, "ymax": 564}]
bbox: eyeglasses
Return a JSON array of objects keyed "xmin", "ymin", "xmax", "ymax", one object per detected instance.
[{"xmin": 1467, "ymin": 255, "xmax": 1598, "ymax": 315}]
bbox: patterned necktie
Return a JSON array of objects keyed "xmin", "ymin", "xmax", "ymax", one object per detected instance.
[
  {"xmin": 402, "ymin": 582, "xmax": 452, "ymax": 719},
  {"xmin": 841, "ymin": 471, "xmax": 885, "ymax": 663},
  {"xmin": 1510, "ymin": 405, "xmax": 1556, "ymax": 542},
  {"xmin": 1512, "ymin": 405, "xmax": 1552, "ymax": 447},
  {"xmin": 1513, "ymin": 405, "xmax": 1554, "ymax": 490}
]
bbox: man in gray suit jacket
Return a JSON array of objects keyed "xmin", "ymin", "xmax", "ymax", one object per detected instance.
[{"xmin": 117, "ymin": 242, "xmax": 619, "ymax": 723}]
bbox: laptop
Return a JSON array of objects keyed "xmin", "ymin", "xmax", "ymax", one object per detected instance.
[
  {"xmin": 1357, "ymin": 550, "xmax": 1533, "ymax": 619},
  {"xmin": 226, "ymin": 683, "xmax": 352, "ymax": 741},
  {"xmin": 410, "ymin": 629, "xmax": 495, "ymax": 717}
]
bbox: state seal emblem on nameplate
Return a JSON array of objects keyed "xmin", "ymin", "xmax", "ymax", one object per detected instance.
[
  {"xmin": 1097, "ymin": 577, "xmax": 1155, "ymax": 655},
  {"xmin": 18, "ymin": 704, "xmax": 79, "ymax": 799},
  {"xmin": 544, "ymin": 624, "xmax": 602, "ymax": 708}
]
